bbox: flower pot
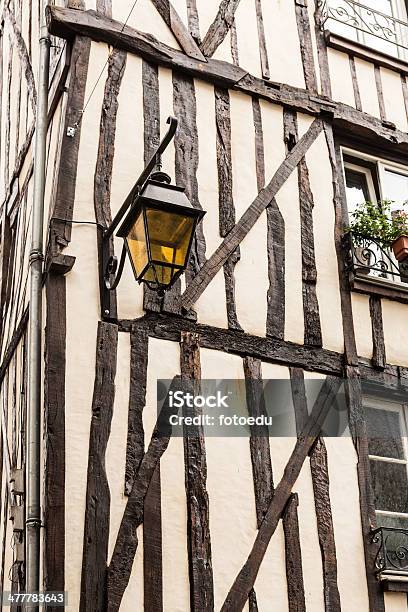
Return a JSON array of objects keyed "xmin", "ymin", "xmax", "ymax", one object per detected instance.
[{"xmin": 392, "ymin": 235, "xmax": 408, "ymax": 263}]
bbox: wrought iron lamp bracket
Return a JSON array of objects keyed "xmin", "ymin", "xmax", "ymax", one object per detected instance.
[{"xmin": 100, "ymin": 116, "xmax": 178, "ymax": 318}]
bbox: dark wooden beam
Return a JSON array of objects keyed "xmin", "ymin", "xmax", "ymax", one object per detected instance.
[
  {"xmin": 283, "ymin": 494, "xmax": 306, "ymax": 612},
  {"xmin": 369, "ymin": 295, "xmax": 386, "ymax": 370},
  {"xmin": 255, "ymin": 0, "xmax": 269, "ymax": 79},
  {"xmin": 180, "ymin": 332, "xmax": 214, "ymax": 612},
  {"xmin": 119, "ymin": 313, "xmax": 344, "ymax": 375},
  {"xmin": 80, "ymin": 322, "xmax": 118, "ymax": 612},
  {"xmin": 349, "ymin": 55, "xmax": 362, "ymax": 111},
  {"xmin": 200, "ymin": 0, "xmax": 242, "ymax": 58},
  {"xmin": 181, "ymin": 118, "xmax": 323, "ymax": 311},
  {"xmin": 221, "ymin": 376, "xmax": 342, "ymax": 611},
  {"xmin": 294, "ymin": 0, "xmax": 318, "ymax": 93},
  {"xmin": 151, "ymin": 0, "xmax": 205, "ymax": 60}
]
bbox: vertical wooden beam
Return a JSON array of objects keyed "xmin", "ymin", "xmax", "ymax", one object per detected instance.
[
  {"xmin": 80, "ymin": 322, "xmax": 118, "ymax": 612},
  {"xmin": 180, "ymin": 332, "xmax": 214, "ymax": 612},
  {"xmin": 215, "ymin": 86, "xmax": 242, "ymax": 331},
  {"xmin": 51, "ymin": 36, "xmax": 91, "ymax": 255},
  {"xmin": 243, "ymin": 356, "xmax": 273, "ymax": 527},
  {"xmin": 323, "ymin": 124, "xmax": 358, "ymax": 365},
  {"xmin": 186, "ymin": 0, "xmax": 201, "ymax": 44},
  {"xmin": 369, "ymin": 295, "xmax": 386, "ymax": 370},
  {"xmin": 230, "ymin": 19, "xmax": 239, "ymax": 66},
  {"xmin": 401, "ymin": 74, "xmax": 408, "ymax": 123},
  {"xmin": 124, "ymin": 329, "xmax": 148, "ymax": 495},
  {"xmin": 284, "ymin": 108, "xmax": 322, "ymax": 347},
  {"xmin": 94, "ymin": 48, "xmax": 127, "ymax": 320},
  {"xmin": 294, "ymin": 0, "xmax": 318, "ymax": 94},
  {"xmin": 374, "ymin": 65, "xmax": 386, "ymax": 122},
  {"xmin": 345, "ymin": 365, "xmax": 385, "ymax": 612},
  {"xmin": 255, "ymin": 0, "xmax": 270, "ymax": 80},
  {"xmin": 44, "ymin": 269, "xmax": 69, "ymax": 605},
  {"xmin": 4, "ymin": 33, "xmax": 13, "ymax": 191},
  {"xmin": 96, "ymin": 0, "xmax": 112, "ymax": 17},
  {"xmin": 283, "ymin": 494, "xmax": 306, "ymax": 612},
  {"xmin": 314, "ymin": 1, "xmax": 332, "ymax": 98},
  {"xmin": 143, "ymin": 465, "xmax": 163, "ymax": 612},
  {"xmin": 349, "ymin": 56, "xmax": 362, "ymax": 111}
]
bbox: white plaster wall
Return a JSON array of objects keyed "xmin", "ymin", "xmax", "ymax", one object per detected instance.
[
  {"xmin": 194, "ymin": 80, "xmax": 228, "ymax": 329},
  {"xmin": 354, "ymin": 58, "xmax": 381, "ymax": 119},
  {"xmin": 112, "ymin": 0, "xmax": 181, "ymax": 50},
  {"xmin": 201, "ymin": 349, "xmax": 256, "ymax": 612},
  {"xmin": 230, "ymin": 91, "xmax": 268, "ymax": 337},
  {"xmin": 300, "ymin": 117, "xmax": 345, "ymax": 353},
  {"xmin": 380, "ymin": 67, "xmax": 408, "ymax": 132},
  {"xmin": 381, "ymin": 298, "xmax": 408, "ymax": 366},
  {"xmin": 262, "ymin": 0, "xmax": 305, "ymax": 88},
  {"xmin": 327, "ymin": 48, "xmax": 356, "ymax": 108},
  {"xmin": 384, "ymin": 592, "xmax": 408, "ymax": 612},
  {"xmin": 351, "ymin": 293, "xmax": 373, "ymax": 360},
  {"xmin": 233, "ymin": 0, "xmax": 261, "ymax": 78}
]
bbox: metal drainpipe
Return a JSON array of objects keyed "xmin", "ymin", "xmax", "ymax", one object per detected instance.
[{"xmin": 26, "ymin": 0, "xmax": 50, "ymax": 606}]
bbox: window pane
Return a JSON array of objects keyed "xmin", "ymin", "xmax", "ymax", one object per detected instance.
[
  {"xmin": 382, "ymin": 169, "xmax": 408, "ymax": 212},
  {"xmin": 366, "ymin": 406, "xmax": 405, "ymax": 459},
  {"xmin": 345, "ymin": 169, "xmax": 370, "ymax": 215},
  {"xmin": 370, "ymin": 460, "xmax": 408, "ymax": 513}
]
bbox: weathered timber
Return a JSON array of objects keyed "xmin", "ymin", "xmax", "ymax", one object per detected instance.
[
  {"xmin": 47, "ymin": 7, "xmax": 408, "ymax": 154},
  {"xmin": 107, "ymin": 378, "xmax": 182, "ymax": 612},
  {"xmin": 374, "ymin": 65, "xmax": 386, "ymax": 122},
  {"xmin": 215, "ymin": 86, "xmax": 242, "ymax": 330},
  {"xmin": 314, "ymin": 0, "xmax": 332, "ymax": 97},
  {"xmin": 221, "ymin": 376, "xmax": 342, "ymax": 611},
  {"xmin": 0, "ymin": 33, "xmax": 3, "ymax": 174},
  {"xmin": 284, "ymin": 108, "xmax": 322, "ymax": 347},
  {"xmin": 200, "ymin": 0, "xmax": 242, "ymax": 58},
  {"xmin": 369, "ymin": 295, "xmax": 386, "ymax": 370},
  {"xmin": 44, "ymin": 272, "xmax": 67, "ymax": 606},
  {"xmin": 248, "ymin": 589, "xmax": 258, "ymax": 611},
  {"xmin": 310, "ymin": 439, "xmax": 341, "ymax": 611},
  {"xmin": 349, "ymin": 55, "xmax": 362, "ymax": 111},
  {"xmin": 67, "ymin": 0, "xmax": 85, "ymax": 8},
  {"xmin": 324, "ymin": 123, "xmax": 358, "ymax": 365},
  {"xmin": 94, "ymin": 48, "xmax": 127, "ymax": 320},
  {"xmin": 80, "ymin": 322, "xmax": 118, "ymax": 612},
  {"xmin": 345, "ymin": 365, "xmax": 385, "ymax": 612},
  {"xmin": 255, "ymin": 0, "xmax": 269, "ymax": 79},
  {"xmin": 294, "ymin": 0, "xmax": 318, "ymax": 93},
  {"xmin": 141, "ymin": 60, "xmax": 162, "ymax": 313},
  {"xmin": 96, "ymin": 0, "xmax": 111, "ymax": 16},
  {"xmin": 230, "ymin": 18, "xmax": 239, "ymax": 66},
  {"xmin": 243, "ymin": 356, "xmax": 273, "ymax": 527},
  {"xmin": 283, "ymin": 494, "xmax": 306, "ymax": 612},
  {"xmin": 5, "ymin": 3, "xmax": 36, "ymax": 113},
  {"xmin": 151, "ymin": 0, "xmax": 205, "ymax": 60},
  {"xmin": 252, "ymin": 97, "xmax": 265, "ymax": 191},
  {"xmin": 4, "ymin": 34, "xmax": 13, "ymax": 191},
  {"xmin": 180, "ymin": 332, "xmax": 214, "ymax": 612},
  {"xmin": 267, "ymin": 198, "xmax": 285, "ymax": 340},
  {"xmin": 290, "ymin": 367, "xmax": 340, "ymax": 610},
  {"xmin": 51, "ymin": 35, "xmax": 91, "ymax": 254},
  {"xmin": 120, "ymin": 313, "xmax": 344, "ymax": 375},
  {"xmin": 125, "ymin": 329, "xmax": 148, "ymax": 495},
  {"xmin": 181, "ymin": 118, "xmax": 324, "ymax": 310},
  {"xmin": 401, "ymin": 75, "xmax": 408, "ymax": 123},
  {"xmin": 143, "ymin": 465, "xmax": 163, "ymax": 611},
  {"xmin": 186, "ymin": 0, "xmax": 201, "ymax": 45}
]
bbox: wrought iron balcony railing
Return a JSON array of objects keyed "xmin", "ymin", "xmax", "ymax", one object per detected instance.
[
  {"xmin": 372, "ymin": 527, "xmax": 408, "ymax": 576},
  {"xmin": 346, "ymin": 232, "xmax": 408, "ymax": 286},
  {"xmin": 318, "ymin": 0, "xmax": 408, "ymax": 57}
]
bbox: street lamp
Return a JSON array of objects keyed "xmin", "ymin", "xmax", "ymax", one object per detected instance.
[{"xmin": 100, "ymin": 117, "xmax": 205, "ymax": 317}]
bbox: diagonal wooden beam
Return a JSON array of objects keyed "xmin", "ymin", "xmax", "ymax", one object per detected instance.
[
  {"xmin": 151, "ymin": 0, "xmax": 206, "ymax": 60},
  {"xmin": 180, "ymin": 117, "xmax": 324, "ymax": 311},
  {"xmin": 200, "ymin": 0, "xmax": 242, "ymax": 58},
  {"xmin": 221, "ymin": 375, "xmax": 342, "ymax": 612}
]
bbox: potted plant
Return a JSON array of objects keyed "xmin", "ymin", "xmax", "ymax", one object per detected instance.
[{"xmin": 346, "ymin": 200, "xmax": 408, "ymax": 264}]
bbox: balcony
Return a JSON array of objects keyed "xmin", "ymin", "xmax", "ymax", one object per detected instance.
[
  {"xmin": 346, "ymin": 232, "xmax": 408, "ymax": 298},
  {"xmin": 372, "ymin": 527, "xmax": 408, "ymax": 589},
  {"xmin": 319, "ymin": 0, "xmax": 408, "ymax": 64}
]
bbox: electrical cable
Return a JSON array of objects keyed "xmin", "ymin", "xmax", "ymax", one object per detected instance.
[{"xmin": 72, "ymin": 0, "xmax": 139, "ymax": 131}]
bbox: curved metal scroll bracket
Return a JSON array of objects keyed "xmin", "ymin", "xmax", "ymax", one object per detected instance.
[{"xmin": 104, "ymin": 243, "xmax": 126, "ymax": 291}]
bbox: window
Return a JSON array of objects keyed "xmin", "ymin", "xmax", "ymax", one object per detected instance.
[
  {"xmin": 324, "ymin": 0, "xmax": 408, "ymax": 60},
  {"xmin": 365, "ymin": 398, "xmax": 408, "ymax": 529},
  {"xmin": 343, "ymin": 148, "xmax": 408, "ymax": 287}
]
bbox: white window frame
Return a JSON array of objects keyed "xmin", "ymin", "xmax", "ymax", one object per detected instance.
[{"xmin": 365, "ymin": 396, "xmax": 408, "ymax": 523}]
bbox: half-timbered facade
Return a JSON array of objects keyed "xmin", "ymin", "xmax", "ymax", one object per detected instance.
[{"xmin": 1, "ymin": 0, "xmax": 408, "ymax": 610}]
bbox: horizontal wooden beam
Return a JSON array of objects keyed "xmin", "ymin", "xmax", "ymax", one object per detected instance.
[{"xmin": 46, "ymin": 6, "xmax": 408, "ymax": 157}]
